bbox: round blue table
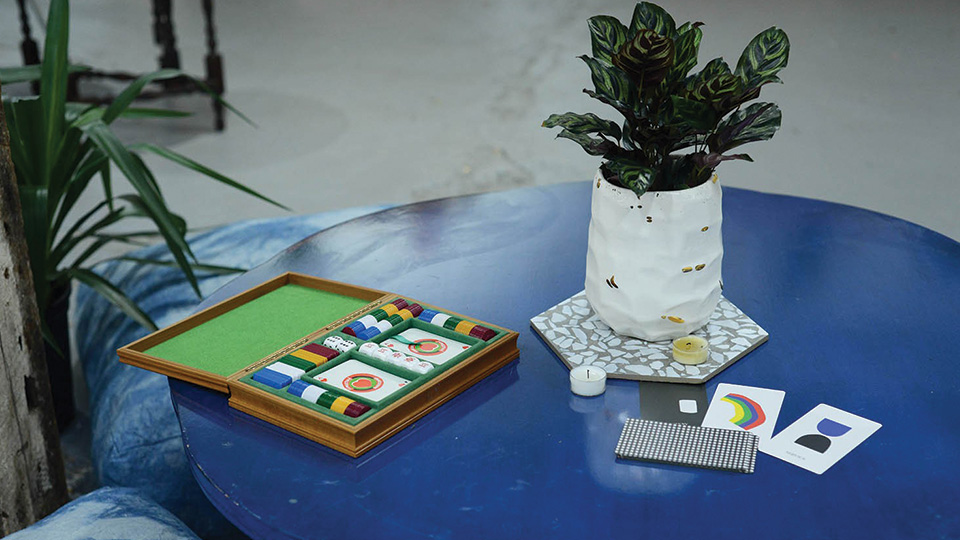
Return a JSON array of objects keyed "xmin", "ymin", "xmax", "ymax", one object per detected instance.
[{"xmin": 170, "ymin": 182, "xmax": 960, "ymax": 539}]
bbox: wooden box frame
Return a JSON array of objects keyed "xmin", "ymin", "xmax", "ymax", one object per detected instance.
[{"xmin": 118, "ymin": 272, "xmax": 520, "ymax": 457}]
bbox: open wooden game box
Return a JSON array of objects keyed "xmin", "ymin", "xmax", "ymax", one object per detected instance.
[{"xmin": 118, "ymin": 272, "xmax": 520, "ymax": 457}]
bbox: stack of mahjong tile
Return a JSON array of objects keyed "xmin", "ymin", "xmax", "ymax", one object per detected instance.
[
  {"xmin": 358, "ymin": 342, "xmax": 434, "ymax": 374},
  {"xmin": 251, "ymin": 340, "xmax": 372, "ymax": 419},
  {"xmin": 287, "ymin": 380, "xmax": 370, "ymax": 418},
  {"xmin": 417, "ymin": 309, "xmax": 497, "ymax": 341},
  {"xmin": 343, "ymin": 298, "xmax": 425, "ymax": 340}
]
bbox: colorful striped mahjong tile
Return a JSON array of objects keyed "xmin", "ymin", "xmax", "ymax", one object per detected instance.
[
  {"xmin": 288, "ymin": 343, "xmax": 339, "ymax": 367},
  {"xmin": 381, "ymin": 328, "xmax": 471, "ymax": 365},
  {"xmin": 311, "ymin": 359, "xmax": 410, "ymax": 403}
]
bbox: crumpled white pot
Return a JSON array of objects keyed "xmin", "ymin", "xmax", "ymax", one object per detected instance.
[{"xmin": 584, "ymin": 169, "xmax": 723, "ymax": 341}]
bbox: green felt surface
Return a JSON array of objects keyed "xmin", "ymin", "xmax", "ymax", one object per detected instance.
[{"xmin": 146, "ymin": 285, "xmax": 369, "ymax": 377}]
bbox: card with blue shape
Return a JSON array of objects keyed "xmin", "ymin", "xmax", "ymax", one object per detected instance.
[{"xmin": 761, "ymin": 403, "xmax": 881, "ymax": 474}]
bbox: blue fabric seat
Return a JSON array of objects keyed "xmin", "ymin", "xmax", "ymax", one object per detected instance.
[
  {"xmin": 73, "ymin": 206, "xmax": 390, "ymax": 539},
  {"xmin": 6, "ymin": 487, "xmax": 201, "ymax": 540}
]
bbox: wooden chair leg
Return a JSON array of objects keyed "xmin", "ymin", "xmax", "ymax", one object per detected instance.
[
  {"xmin": 153, "ymin": 0, "xmax": 181, "ymax": 70},
  {"xmin": 202, "ymin": 0, "xmax": 226, "ymax": 131},
  {"xmin": 16, "ymin": 0, "xmax": 41, "ymax": 94}
]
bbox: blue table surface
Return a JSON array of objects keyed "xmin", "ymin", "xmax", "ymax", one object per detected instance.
[{"xmin": 170, "ymin": 182, "xmax": 960, "ymax": 540}]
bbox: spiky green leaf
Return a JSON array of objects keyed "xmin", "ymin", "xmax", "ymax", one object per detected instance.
[
  {"xmin": 40, "ymin": 0, "xmax": 70, "ymax": 186},
  {"xmin": 132, "ymin": 143, "xmax": 289, "ymax": 210},
  {"xmin": 579, "ymin": 56, "xmax": 637, "ymax": 108},
  {"xmin": 69, "ymin": 269, "xmax": 157, "ymax": 330},
  {"xmin": 606, "ymin": 158, "xmax": 657, "ymax": 196},
  {"xmin": 587, "ymin": 15, "xmax": 629, "ymax": 65},
  {"xmin": 0, "ymin": 64, "xmax": 89, "ymax": 84},
  {"xmin": 708, "ymin": 102, "xmax": 781, "ymax": 153},
  {"xmin": 735, "ymin": 27, "xmax": 790, "ymax": 88},
  {"xmin": 613, "ymin": 29, "xmax": 675, "ymax": 88},
  {"xmin": 542, "ymin": 112, "xmax": 621, "ymax": 139},
  {"xmin": 629, "ymin": 2, "xmax": 676, "ymax": 37}
]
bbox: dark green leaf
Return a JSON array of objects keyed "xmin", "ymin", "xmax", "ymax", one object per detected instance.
[
  {"xmin": 613, "ymin": 29, "xmax": 675, "ymax": 88},
  {"xmin": 18, "ymin": 186, "xmax": 50, "ymax": 307},
  {"xmin": 708, "ymin": 102, "xmax": 781, "ymax": 153},
  {"xmin": 69, "ymin": 269, "xmax": 157, "ymax": 330},
  {"xmin": 579, "ymin": 55, "xmax": 637, "ymax": 108},
  {"xmin": 665, "ymin": 95, "xmax": 716, "ymax": 132},
  {"xmin": 555, "ymin": 129, "xmax": 620, "ymax": 157},
  {"xmin": 132, "ymin": 143, "xmax": 289, "ymax": 210},
  {"xmin": 82, "ymin": 121, "xmax": 200, "ymax": 294},
  {"xmin": 3, "ymin": 98, "xmax": 42, "ymax": 185},
  {"xmin": 735, "ymin": 27, "xmax": 790, "ymax": 88},
  {"xmin": 588, "ymin": 15, "xmax": 629, "ymax": 65},
  {"xmin": 51, "ymin": 149, "xmax": 107, "ymax": 237},
  {"xmin": 542, "ymin": 112, "xmax": 621, "ymax": 139},
  {"xmin": 0, "ymin": 64, "xmax": 89, "ymax": 84},
  {"xmin": 116, "ymin": 257, "xmax": 245, "ymax": 275},
  {"xmin": 40, "ymin": 0, "xmax": 70, "ymax": 185},
  {"xmin": 582, "ymin": 89, "xmax": 641, "ymax": 123},
  {"xmin": 668, "ymin": 26, "xmax": 702, "ymax": 83},
  {"xmin": 629, "ymin": 2, "xmax": 676, "ymax": 37},
  {"xmin": 101, "ymin": 70, "xmax": 181, "ymax": 124},
  {"xmin": 606, "ymin": 157, "xmax": 657, "ymax": 196}
]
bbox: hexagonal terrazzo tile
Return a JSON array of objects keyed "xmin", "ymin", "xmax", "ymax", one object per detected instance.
[{"xmin": 530, "ymin": 291, "xmax": 768, "ymax": 383}]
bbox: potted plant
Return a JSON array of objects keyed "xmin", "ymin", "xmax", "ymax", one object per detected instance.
[
  {"xmin": 543, "ymin": 2, "xmax": 788, "ymax": 341},
  {"xmin": 0, "ymin": 0, "xmax": 285, "ymax": 427}
]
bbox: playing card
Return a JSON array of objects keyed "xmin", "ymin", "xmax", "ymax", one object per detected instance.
[
  {"xmin": 762, "ymin": 403, "xmax": 881, "ymax": 475},
  {"xmin": 701, "ymin": 383, "xmax": 785, "ymax": 448},
  {"xmin": 639, "ymin": 381, "xmax": 708, "ymax": 426},
  {"xmin": 312, "ymin": 359, "xmax": 410, "ymax": 403},
  {"xmin": 381, "ymin": 328, "xmax": 471, "ymax": 365}
]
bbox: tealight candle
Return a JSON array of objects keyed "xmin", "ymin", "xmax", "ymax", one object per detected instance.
[
  {"xmin": 672, "ymin": 335, "xmax": 709, "ymax": 365},
  {"xmin": 570, "ymin": 365, "xmax": 606, "ymax": 396}
]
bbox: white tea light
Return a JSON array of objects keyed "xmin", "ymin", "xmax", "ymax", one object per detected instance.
[
  {"xmin": 672, "ymin": 335, "xmax": 709, "ymax": 365},
  {"xmin": 570, "ymin": 365, "xmax": 606, "ymax": 396}
]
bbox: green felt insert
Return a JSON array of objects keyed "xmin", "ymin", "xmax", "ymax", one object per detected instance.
[{"xmin": 146, "ymin": 284, "xmax": 369, "ymax": 377}]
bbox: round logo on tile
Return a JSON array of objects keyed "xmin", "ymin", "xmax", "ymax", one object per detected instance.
[
  {"xmin": 343, "ymin": 373, "xmax": 384, "ymax": 392},
  {"xmin": 409, "ymin": 339, "xmax": 447, "ymax": 356}
]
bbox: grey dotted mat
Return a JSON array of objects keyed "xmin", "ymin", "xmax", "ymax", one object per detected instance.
[
  {"xmin": 530, "ymin": 291, "xmax": 768, "ymax": 383},
  {"xmin": 615, "ymin": 418, "xmax": 758, "ymax": 473}
]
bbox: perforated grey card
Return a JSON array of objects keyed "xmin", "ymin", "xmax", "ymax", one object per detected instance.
[{"xmin": 615, "ymin": 418, "xmax": 758, "ymax": 473}]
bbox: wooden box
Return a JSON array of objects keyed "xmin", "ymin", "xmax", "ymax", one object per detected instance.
[{"xmin": 117, "ymin": 272, "xmax": 520, "ymax": 457}]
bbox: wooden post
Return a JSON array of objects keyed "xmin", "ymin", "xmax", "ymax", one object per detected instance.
[{"xmin": 0, "ymin": 82, "xmax": 69, "ymax": 534}]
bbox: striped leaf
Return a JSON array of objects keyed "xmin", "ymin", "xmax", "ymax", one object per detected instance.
[
  {"xmin": 542, "ymin": 112, "xmax": 621, "ymax": 140},
  {"xmin": 665, "ymin": 95, "xmax": 716, "ymax": 132},
  {"xmin": 613, "ymin": 29, "xmax": 675, "ymax": 88},
  {"xmin": 555, "ymin": 129, "xmax": 620, "ymax": 157},
  {"xmin": 735, "ymin": 27, "xmax": 790, "ymax": 88},
  {"xmin": 629, "ymin": 2, "xmax": 676, "ymax": 38},
  {"xmin": 579, "ymin": 55, "xmax": 637, "ymax": 108},
  {"xmin": 690, "ymin": 73, "xmax": 742, "ymax": 111},
  {"xmin": 708, "ymin": 102, "xmax": 781, "ymax": 153},
  {"xmin": 606, "ymin": 158, "xmax": 657, "ymax": 196},
  {"xmin": 588, "ymin": 16, "xmax": 629, "ymax": 65},
  {"xmin": 668, "ymin": 25, "xmax": 702, "ymax": 83}
]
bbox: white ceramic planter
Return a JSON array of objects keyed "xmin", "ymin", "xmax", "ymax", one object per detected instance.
[{"xmin": 584, "ymin": 169, "xmax": 723, "ymax": 341}]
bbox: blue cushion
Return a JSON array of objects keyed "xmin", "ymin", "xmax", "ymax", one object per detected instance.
[
  {"xmin": 6, "ymin": 487, "xmax": 200, "ymax": 540},
  {"xmin": 73, "ymin": 206, "xmax": 390, "ymax": 538}
]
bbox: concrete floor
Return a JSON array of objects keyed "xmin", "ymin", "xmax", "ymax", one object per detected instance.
[{"xmin": 1, "ymin": 0, "xmax": 959, "ymax": 245}]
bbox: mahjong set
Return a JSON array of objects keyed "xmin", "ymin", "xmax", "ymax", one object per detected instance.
[{"xmin": 118, "ymin": 272, "xmax": 519, "ymax": 457}]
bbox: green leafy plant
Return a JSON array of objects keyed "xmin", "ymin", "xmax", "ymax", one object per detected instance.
[
  {"xmin": 543, "ymin": 2, "xmax": 789, "ymax": 196},
  {"xmin": 0, "ymin": 0, "xmax": 285, "ymax": 351}
]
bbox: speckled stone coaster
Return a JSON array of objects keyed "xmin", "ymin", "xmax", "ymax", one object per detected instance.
[
  {"xmin": 615, "ymin": 418, "xmax": 758, "ymax": 473},
  {"xmin": 530, "ymin": 291, "xmax": 768, "ymax": 383}
]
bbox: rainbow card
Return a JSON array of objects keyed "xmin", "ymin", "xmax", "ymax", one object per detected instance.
[{"xmin": 702, "ymin": 383, "xmax": 785, "ymax": 448}]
